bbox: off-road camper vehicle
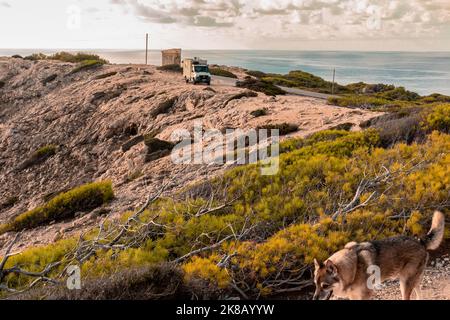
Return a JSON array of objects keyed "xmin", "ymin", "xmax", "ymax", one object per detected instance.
[{"xmin": 182, "ymin": 57, "xmax": 211, "ymax": 85}]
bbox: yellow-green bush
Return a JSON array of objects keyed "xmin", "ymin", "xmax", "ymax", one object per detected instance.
[
  {"xmin": 1, "ymin": 238, "xmax": 77, "ymax": 289},
  {"xmin": 328, "ymin": 95, "xmax": 392, "ymax": 109},
  {"xmin": 2, "ymin": 129, "xmax": 449, "ymax": 297},
  {"xmin": 183, "ymin": 255, "xmax": 230, "ymax": 289},
  {"xmin": 425, "ymin": 104, "xmax": 450, "ymax": 133},
  {"xmin": 0, "ymin": 181, "xmax": 114, "ymax": 234}
]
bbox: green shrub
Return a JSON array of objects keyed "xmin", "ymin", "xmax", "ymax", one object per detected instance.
[
  {"xmin": 328, "ymin": 95, "xmax": 391, "ymax": 109},
  {"xmin": 246, "ymin": 70, "xmax": 267, "ymax": 78},
  {"xmin": 35, "ymin": 145, "xmax": 58, "ymax": 158},
  {"xmin": 69, "ymin": 60, "xmax": 106, "ymax": 75},
  {"xmin": 210, "ymin": 68, "xmax": 237, "ymax": 79},
  {"xmin": 262, "ymin": 70, "xmax": 349, "ymax": 94},
  {"xmin": 378, "ymin": 87, "xmax": 420, "ymax": 101},
  {"xmin": 49, "ymin": 52, "xmax": 108, "ymax": 64},
  {"xmin": 11, "ymin": 54, "xmax": 23, "ymax": 59},
  {"xmin": 425, "ymin": 104, "xmax": 450, "ymax": 133},
  {"xmin": 279, "ymin": 129, "xmax": 352, "ymax": 153},
  {"xmin": 0, "ymin": 181, "xmax": 114, "ymax": 234},
  {"xmin": 157, "ymin": 64, "xmax": 182, "ymax": 73},
  {"xmin": 345, "ymin": 82, "xmax": 395, "ymax": 94},
  {"xmin": 24, "ymin": 53, "xmax": 47, "ymax": 61},
  {"xmin": 2, "ymin": 130, "xmax": 449, "ymax": 297},
  {"xmin": 258, "ymin": 123, "xmax": 299, "ymax": 136},
  {"xmin": 94, "ymin": 71, "xmax": 117, "ymax": 80},
  {"xmin": 17, "ymin": 145, "xmax": 58, "ymax": 170},
  {"xmin": 421, "ymin": 93, "xmax": 450, "ymax": 104},
  {"xmin": 236, "ymin": 78, "xmax": 286, "ymax": 96}
]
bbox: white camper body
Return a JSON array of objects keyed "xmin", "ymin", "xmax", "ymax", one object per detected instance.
[{"xmin": 182, "ymin": 57, "xmax": 211, "ymax": 85}]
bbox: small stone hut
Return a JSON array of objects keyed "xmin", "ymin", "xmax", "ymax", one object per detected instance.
[{"xmin": 161, "ymin": 49, "xmax": 182, "ymax": 66}]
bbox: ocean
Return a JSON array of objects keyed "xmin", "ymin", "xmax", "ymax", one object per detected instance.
[{"xmin": 1, "ymin": 49, "xmax": 449, "ymax": 96}]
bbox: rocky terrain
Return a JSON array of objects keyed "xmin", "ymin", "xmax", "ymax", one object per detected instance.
[{"xmin": 0, "ymin": 57, "xmax": 381, "ymax": 252}]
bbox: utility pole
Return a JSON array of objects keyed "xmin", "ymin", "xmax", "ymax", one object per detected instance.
[
  {"xmin": 331, "ymin": 68, "xmax": 336, "ymax": 95},
  {"xmin": 145, "ymin": 33, "xmax": 149, "ymax": 65}
]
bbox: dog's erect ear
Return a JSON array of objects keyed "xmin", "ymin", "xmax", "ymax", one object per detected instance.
[
  {"xmin": 314, "ymin": 258, "xmax": 322, "ymax": 270},
  {"xmin": 325, "ymin": 260, "xmax": 338, "ymax": 275}
]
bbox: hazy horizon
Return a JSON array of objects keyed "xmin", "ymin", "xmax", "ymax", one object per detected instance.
[{"xmin": 2, "ymin": 48, "xmax": 450, "ymax": 53}]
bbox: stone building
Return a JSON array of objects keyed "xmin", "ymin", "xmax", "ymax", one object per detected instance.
[{"xmin": 161, "ymin": 49, "xmax": 182, "ymax": 66}]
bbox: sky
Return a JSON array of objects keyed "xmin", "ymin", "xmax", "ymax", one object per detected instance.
[{"xmin": 1, "ymin": 0, "xmax": 450, "ymax": 51}]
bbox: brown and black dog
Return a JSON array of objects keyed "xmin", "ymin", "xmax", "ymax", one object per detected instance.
[{"xmin": 313, "ymin": 211, "xmax": 445, "ymax": 300}]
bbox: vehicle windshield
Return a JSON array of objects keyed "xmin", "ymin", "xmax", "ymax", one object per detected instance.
[{"xmin": 194, "ymin": 65, "xmax": 209, "ymax": 73}]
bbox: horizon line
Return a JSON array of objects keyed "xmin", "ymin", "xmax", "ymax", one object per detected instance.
[{"xmin": 1, "ymin": 48, "xmax": 450, "ymax": 54}]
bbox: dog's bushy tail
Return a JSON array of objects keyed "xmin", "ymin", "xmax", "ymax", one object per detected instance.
[{"xmin": 422, "ymin": 211, "xmax": 445, "ymax": 251}]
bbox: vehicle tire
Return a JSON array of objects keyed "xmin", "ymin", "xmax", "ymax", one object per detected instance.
[{"xmin": 207, "ymin": 81, "xmax": 211, "ymax": 86}]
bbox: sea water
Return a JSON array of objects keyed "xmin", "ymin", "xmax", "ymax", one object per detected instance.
[{"xmin": 1, "ymin": 49, "xmax": 449, "ymax": 95}]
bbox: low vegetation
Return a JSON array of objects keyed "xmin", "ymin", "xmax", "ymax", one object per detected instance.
[
  {"xmin": 243, "ymin": 68, "xmax": 450, "ymax": 113},
  {"xmin": 94, "ymin": 71, "xmax": 118, "ymax": 80},
  {"xmin": 329, "ymin": 122, "xmax": 354, "ymax": 131},
  {"xmin": 0, "ymin": 181, "xmax": 114, "ymax": 234},
  {"xmin": 426, "ymin": 104, "xmax": 450, "ymax": 133},
  {"xmin": 250, "ymin": 108, "xmax": 268, "ymax": 117},
  {"xmin": 1, "ymin": 65, "xmax": 449, "ymax": 299},
  {"xmin": 224, "ymin": 91, "xmax": 258, "ymax": 107},
  {"xmin": 48, "ymin": 52, "xmax": 107, "ymax": 64},
  {"xmin": 210, "ymin": 68, "xmax": 238, "ymax": 79},
  {"xmin": 24, "ymin": 52, "xmax": 108, "ymax": 64},
  {"xmin": 263, "ymin": 70, "xmax": 348, "ymax": 94},
  {"xmin": 157, "ymin": 64, "xmax": 182, "ymax": 73},
  {"xmin": 328, "ymin": 95, "xmax": 392, "ymax": 109},
  {"xmin": 69, "ymin": 60, "xmax": 106, "ymax": 75},
  {"xmin": 17, "ymin": 145, "xmax": 58, "ymax": 171},
  {"xmin": 257, "ymin": 123, "xmax": 299, "ymax": 136},
  {"xmin": 22, "ymin": 52, "xmax": 108, "ymax": 76},
  {"xmin": 236, "ymin": 78, "xmax": 286, "ymax": 96},
  {"xmin": 246, "ymin": 70, "xmax": 267, "ymax": 78}
]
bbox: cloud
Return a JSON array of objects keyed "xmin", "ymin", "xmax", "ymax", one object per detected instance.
[
  {"xmin": 111, "ymin": 0, "xmax": 242, "ymax": 27},
  {"xmin": 0, "ymin": 1, "xmax": 11, "ymax": 8},
  {"xmin": 110, "ymin": 0, "xmax": 450, "ymax": 41}
]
